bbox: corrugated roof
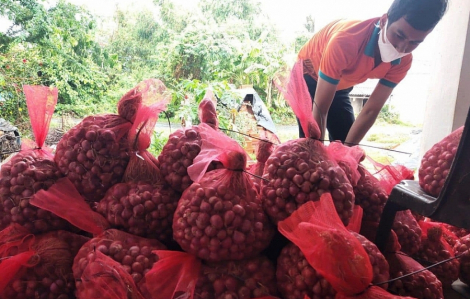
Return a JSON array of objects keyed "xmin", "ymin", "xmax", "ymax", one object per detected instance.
[{"xmin": 350, "ymin": 79, "xmax": 379, "ymax": 97}]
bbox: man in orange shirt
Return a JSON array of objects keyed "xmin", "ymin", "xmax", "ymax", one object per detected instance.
[{"xmin": 297, "ymin": 0, "xmax": 448, "ymax": 143}]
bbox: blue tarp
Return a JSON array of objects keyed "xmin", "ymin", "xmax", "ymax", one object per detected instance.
[{"xmin": 235, "ymin": 87, "xmax": 277, "ymax": 134}]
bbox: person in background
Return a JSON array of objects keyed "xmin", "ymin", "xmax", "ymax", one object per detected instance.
[{"xmin": 297, "ymin": 0, "xmax": 448, "ymax": 144}]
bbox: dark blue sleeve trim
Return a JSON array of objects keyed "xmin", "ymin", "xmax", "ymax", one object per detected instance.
[
  {"xmin": 379, "ymin": 78, "xmax": 398, "ymax": 88},
  {"xmin": 319, "ymin": 70, "xmax": 340, "ymax": 85},
  {"xmin": 391, "ymin": 58, "xmax": 402, "ymax": 65}
]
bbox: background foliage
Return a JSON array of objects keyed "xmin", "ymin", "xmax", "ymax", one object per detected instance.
[{"xmin": 1, "ymin": 0, "xmax": 306, "ymax": 128}]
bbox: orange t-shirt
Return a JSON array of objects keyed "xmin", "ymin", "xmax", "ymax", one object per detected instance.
[{"xmin": 297, "ymin": 17, "xmax": 412, "ymax": 90}]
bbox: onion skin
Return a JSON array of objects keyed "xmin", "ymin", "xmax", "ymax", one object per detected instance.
[
  {"xmin": 193, "ymin": 256, "xmax": 278, "ymax": 299},
  {"xmin": 0, "ymin": 230, "xmax": 88, "ymax": 299},
  {"xmin": 0, "ymin": 151, "xmax": 72, "ymax": 233},
  {"xmin": 96, "ymin": 182, "xmax": 180, "ymax": 245},
  {"xmin": 386, "ymin": 252, "xmax": 444, "ymax": 299},
  {"xmin": 419, "ymin": 127, "xmax": 463, "ymax": 197},
  {"xmin": 393, "ymin": 210, "xmax": 422, "ymax": 256},
  {"xmin": 173, "ymin": 169, "xmax": 274, "ymax": 262},
  {"xmin": 276, "ymin": 232, "xmax": 389, "ymax": 299},
  {"xmin": 413, "ymin": 225, "xmax": 459, "ymax": 288},
  {"xmin": 453, "ymin": 234, "xmax": 470, "ymax": 285},
  {"xmin": 73, "ymin": 229, "xmax": 166, "ymax": 292},
  {"xmin": 261, "ymin": 138, "xmax": 354, "ymax": 226},
  {"xmin": 158, "ymin": 127, "xmax": 222, "ymax": 193},
  {"xmin": 353, "ymin": 165, "xmax": 388, "ymax": 223},
  {"xmin": 54, "ymin": 115, "xmax": 132, "ymax": 203}
]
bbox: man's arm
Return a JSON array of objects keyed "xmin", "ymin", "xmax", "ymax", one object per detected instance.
[
  {"xmin": 344, "ymin": 83, "xmax": 394, "ymax": 145},
  {"xmin": 312, "ymin": 76, "xmax": 338, "ymax": 140}
]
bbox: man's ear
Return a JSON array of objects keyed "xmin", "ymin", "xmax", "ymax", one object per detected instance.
[{"xmin": 379, "ymin": 14, "xmax": 388, "ymax": 28}]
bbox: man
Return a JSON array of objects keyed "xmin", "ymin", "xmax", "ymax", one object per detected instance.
[{"xmin": 297, "ymin": 0, "xmax": 448, "ymax": 144}]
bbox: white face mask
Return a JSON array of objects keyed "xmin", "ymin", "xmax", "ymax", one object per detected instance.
[{"xmin": 378, "ymin": 20, "xmax": 410, "ymax": 63}]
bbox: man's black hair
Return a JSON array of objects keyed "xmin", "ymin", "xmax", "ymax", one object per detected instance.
[{"xmin": 388, "ymin": 0, "xmax": 448, "ymax": 31}]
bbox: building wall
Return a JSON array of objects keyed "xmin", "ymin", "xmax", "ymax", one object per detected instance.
[
  {"xmin": 454, "ymin": 16, "xmax": 470, "ymax": 130},
  {"xmin": 421, "ymin": 3, "xmax": 470, "ymax": 153}
]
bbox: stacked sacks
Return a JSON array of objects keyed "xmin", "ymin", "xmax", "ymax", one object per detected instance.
[
  {"xmin": 353, "ymin": 161, "xmax": 421, "ymax": 256},
  {"xmin": 54, "ymin": 79, "xmax": 169, "ymax": 203},
  {"xmin": 172, "ymin": 124, "xmax": 274, "ymax": 262},
  {"xmin": 0, "ymin": 86, "xmax": 74, "ymax": 233},
  {"xmin": 142, "ymin": 250, "xmax": 279, "ymax": 299},
  {"xmin": 0, "ymin": 224, "xmax": 89, "ymax": 299},
  {"xmin": 261, "ymin": 60, "xmax": 354, "ymax": 226},
  {"xmin": 278, "ymin": 194, "xmax": 413, "ymax": 299},
  {"xmin": 454, "ymin": 234, "xmax": 470, "ymax": 285},
  {"xmin": 412, "ymin": 221, "xmax": 459, "ymax": 288},
  {"xmin": 419, "ymin": 126, "xmax": 463, "ymax": 197},
  {"xmin": 386, "ymin": 252, "xmax": 443, "ymax": 299},
  {"xmin": 96, "ymin": 182, "xmax": 180, "ymax": 245},
  {"xmin": 95, "ymin": 87, "xmax": 179, "ymax": 245},
  {"xmin": 248, "ymin": 139, "xmax": 275, "ymax": 192},
  {"xmin": 72, "ymin": 229, "xmax": 166, "ymax": 298},
  {"xmin": 158, "ymin": 91, "xmax": 222, "ymax": 193}
]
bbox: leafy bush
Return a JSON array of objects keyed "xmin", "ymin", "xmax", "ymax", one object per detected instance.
[
  {"xmin": 148, "ymin": 130, "xmax": 169, "ymax": 157},
  {"xmin": 377, "ymin": 104, "xmax": 402, "ymax": 124}
]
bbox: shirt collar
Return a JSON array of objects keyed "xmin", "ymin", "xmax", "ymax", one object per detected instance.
[{"xmin": 364, "ymin": 22, "xmax": 401, "ymax": 65}]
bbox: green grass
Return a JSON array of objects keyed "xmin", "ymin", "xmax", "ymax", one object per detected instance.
[{"xmin": 366, "ymin": 133, "xmax": 410, "ymax": 145}]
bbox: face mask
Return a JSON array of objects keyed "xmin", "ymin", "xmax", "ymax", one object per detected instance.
[{"xmin": 378, "ymin": 20, "xmax": 410, "ymax": 63}]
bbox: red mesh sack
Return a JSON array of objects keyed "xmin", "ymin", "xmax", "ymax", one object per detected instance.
[
  {"xmin": 96, "ymin": 181, "xmax": 180, "ymax": 244},
  {"xmin": 413, "ymin": 221, "xmax": 459, "ymax": 287},
  {"xmin": 157, "ymin": 124, "xmax": 224, "ymax": 193},
  {"xmin": 194, "ymin": 256, "xmax": 278, "ymax": 299},
  {"xmin": 0, "ymin": 86, "xmax": 77, "ymax": 234},
  {"xmin": 437, "ymin": 224, "xmax": 460, "ymax": 247},
  {"xmin": 173, "ymin": 125, "xmax": 274, "ymax": 262},
  {"xmin": 412, "ymin": 212, "xmax": 425, "ymax": 222},
  {"xmin": 118, "ymin": 78, "xmax": 169, "ymax": 124},
  {"xmin": 54, "ymin": 79, "xmax": 169, "ymax": 203},
  {"xmin": 367, "ymin": 161, "xmax": 421, "ymax": 255},
  {"xmin": 72, "ymin": 229, "xmax": 166, "ymax": 292},
  {"xmin": 30, "ymin": 177, "xmax": 110, "ymax": 235},
  {"xmin": 0, "ymin": 224, "xmax": 89, "ymax": 299},
  {"xmin": 359, "ymin": 221, "xmax": 401, "ymax": 254},
  {"xmin": 442, "ymin": 223, "xmax": 470, "ymax": 238},
  {"xmin": 123, "ymin": 91, "xmax": 169, "ymax": 184},
  {"xmin": 350, "ymin": 232, "xmax": 390, "ymax": 289},
  {"xmin": 393, "ymin": 210, "xmax": 422, "ymax": 255},
  {"xmin": 75, "ymin": 250, "xmax": 146, "ymax": 299},
  {"xmin": 262, "ymin": 60, "xmax": 354, "ymax": 226},
  {"xmin": 142, "ymin": 250, "xmax": 278, "ymax": 299},
  {"xmin": 141, "ymin": 250, "xmax": 201, "ymax": 299},
  {"xmin": 454, "ymin": 234, "xmax": 470, "ymax": 285},
  {"xmin": 327, "ymin": 142, "xmax": 364, "ymax": 187},
  {"xmin": 371, "ymin": 159, "xmax": 414, "ymax": 195},
  {"xmin": 276, "ymin": 234, "xmax": 390, "ymax": 299},
  {"xmin": 276, "ymin": 242, "xmax": 337, "ymax": 299},
  {"xmin": 198, "ymin": 89, "xmax": 219, "ymax": 130},
  {"xmin": 346, "ymin": 205, "xmax": 363, "ymax": 234},
  {"xmin": 248, "ymin": 139, "xmax": 275, "ymax": 191},
  {"xmin": 419, "ymin": 126, "xmax": 463, "ymax": 197},
  {"xmin": 96, "ymin": 99, "xmax": 178, "ymax": 245},
  {"xmin": 353, "ymin": 165, "xmax": 389, "ymax": 223},
  {"xmin": 354, "ymin": 158, "xmax": 414, "ymax": 226},
  {"xmin": 0, "ymin": 223, "xmax": 32, "ymax": 253},
  {"xmin": 278, "ymin": 193, "xmax": 405, "ymax": 299},
  {"xmin": 386, "ymin": 252, "xmax": 443, "ymax": 299}
]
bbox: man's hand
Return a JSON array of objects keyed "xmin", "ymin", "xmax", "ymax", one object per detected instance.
[
  {"xmin": 345, "ymin": 83, "xmax": 394, "ymax": 145},
  {"xmin": 312, "ymin": 77, "xmax": 338, "ymax": 140}
]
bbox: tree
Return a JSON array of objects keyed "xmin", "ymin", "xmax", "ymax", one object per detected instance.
[
  {"xmin": 305, "ymin": 15, "xmax": 315, "ymax": 33},
  {"xmin": 0, "ymin": 0, "xmax": 119, "ymax": 123},
  {"xmin": 198, "ymin": 0, "xmax": 261, "ymax": 24},
  {"xmin": 293, "ymin": 14, "xmax": 316, "ymax": 53}
]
